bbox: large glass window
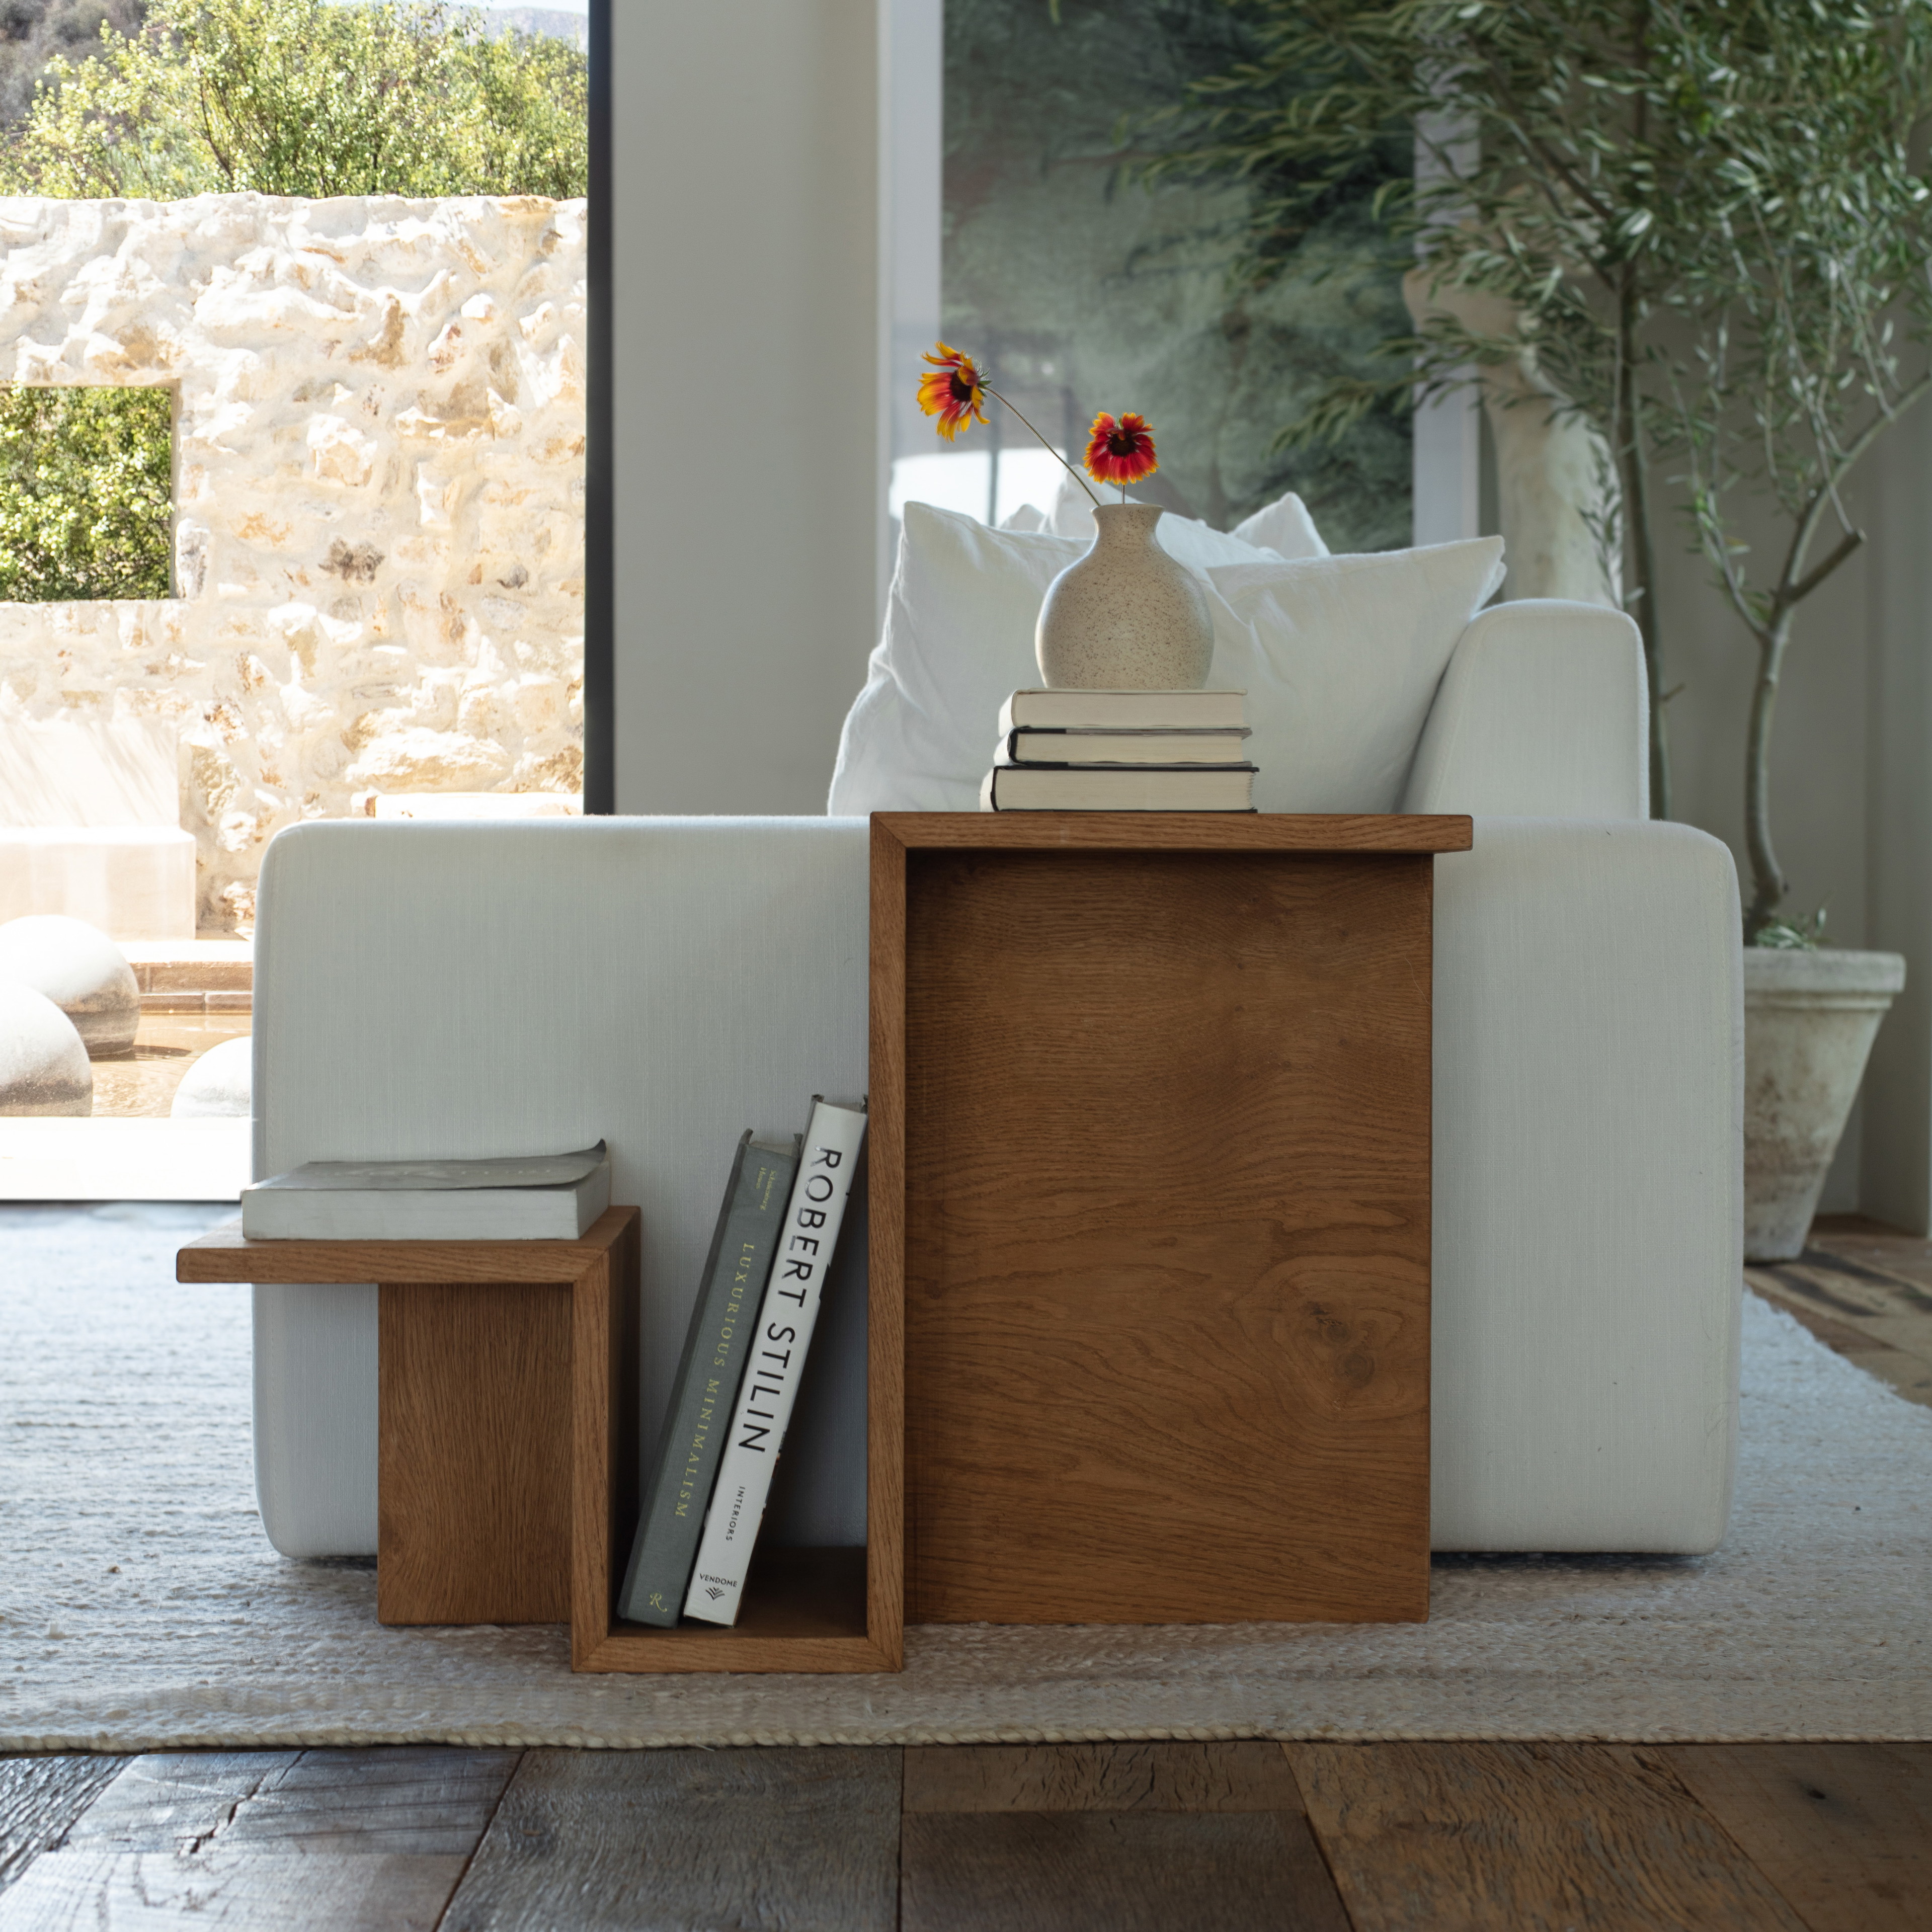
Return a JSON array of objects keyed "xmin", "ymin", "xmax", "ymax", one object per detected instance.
[{"xmin": 923, "ymin": 0, "xmax": 1412, "ymax": 550}]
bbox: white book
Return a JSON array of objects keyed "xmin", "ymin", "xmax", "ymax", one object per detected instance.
[
  {"xmin": 682, "ymin": 1098, "xmax": 867, "ymax": 1625},
  {"xmin": 981, "ymin": 764, "xmax": 1257, "ymax": 812},
  {"xmin": 240, "ymin": 1143, "xmax": 610, "ymax": 1239},
  {"xmin": 1006, "ymin": 727, "xmax": 1252, "ymax": 765},
  {"xmin": 998, "ymin": 688, "xmax": 1248, "ymax": 732}
]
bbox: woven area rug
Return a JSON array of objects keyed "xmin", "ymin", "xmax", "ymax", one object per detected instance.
[{"xmin": 3, "ymin": 1204, "xmax": 1929, "ymax": 1751}]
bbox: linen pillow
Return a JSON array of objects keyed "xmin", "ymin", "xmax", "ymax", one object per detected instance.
[
  {"xmin": 827, "ymin": 501, "xmax": 1503, "ymax": 815},
  {"xmin": 1231, "ymin": 491, "xmax": 1329, "ymax": 560},
  {"xmin": 1044, "ymin": 472, "xmax": 1323, "ymax": 566}
]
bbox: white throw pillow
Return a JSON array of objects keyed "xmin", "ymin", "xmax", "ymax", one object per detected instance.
[
  {"xmin": 1044, "ymin": 472, "xmax": 1318, "ymax": 566},
  {"xmin": 828, "ymin": 502, "xmax": 1503, "ymax": 815},
  {"xmin": 1232, "ymin": 491, "xmax": 1329, "ymax": 560}
]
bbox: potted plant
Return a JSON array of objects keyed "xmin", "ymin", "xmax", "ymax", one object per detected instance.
[{"xmin": 1151, "ymin": 0, "xmax": 1927, "ymax": 1256}]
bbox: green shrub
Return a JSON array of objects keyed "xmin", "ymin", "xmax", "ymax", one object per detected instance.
[
  {"xmin": 3, "ymin": 0, "xmax": 587, "ymax": 199},
  {"xmin": 0, "ymin": 385, "xmax": 173, "ymax": 601}
]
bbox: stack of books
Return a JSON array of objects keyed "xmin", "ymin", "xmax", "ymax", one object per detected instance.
[
  {"xmin": 981, "ymin": 688, "xmax": 1257, "ymax": 811},
  {"xmin": 617, "ymin": 1096, "xmax": 867, "ymax": 1630}
]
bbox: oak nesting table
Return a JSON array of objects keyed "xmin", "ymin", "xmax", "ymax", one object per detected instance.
[
  {"xmin": 871, "ymin": 811, "xmax": 1473, "ymax": 1627},
  {"xmin": 178, "ymin": 1209, "xmax": 642, "ymax": 1640},
  {"xmin": 180, "ymin": 808, "xmax": 1468, "ymax": 1675}
]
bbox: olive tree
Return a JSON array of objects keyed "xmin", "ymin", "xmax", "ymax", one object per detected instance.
[{"xmin": 1148, "ymin": 0, "xmax": 1932, "ymax": 937}]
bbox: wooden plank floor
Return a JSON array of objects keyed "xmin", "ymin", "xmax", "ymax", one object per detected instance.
[
  {"xmin": 2, "ymin": 1740, "xmax": 1927, "ymax": 1929},
  {"xmin": 4, "ymin": 1229, "xmax": 1925, "ymax": 1927},
  {"xmin": 1746, "ymin": 1214, "xmax": 1932, "ymax": 1409}
]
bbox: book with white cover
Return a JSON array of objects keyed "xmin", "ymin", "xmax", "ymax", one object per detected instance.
[
  {"xmin": 999, "ymin": 688, "xmax": 1247, "ymax": 732},
  {"xmin": 981, "ymin": 764, "xmax": 1257, "ymax": 812},
  {"xmin": 1007, "ymin": 727, "xmax": 1252, "ymax": 765},
  {"xmin": 240, "ymin": 1143, "xmax": 610, "ymax": 1239},
  {"xmin": 682, "ymin": 1098, "xmax": 867, "ymax": 1626}
]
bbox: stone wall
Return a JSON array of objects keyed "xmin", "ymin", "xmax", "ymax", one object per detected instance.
[{"xmin": 0, "ymin": 193, "xmax": 586, "ymax": 934}]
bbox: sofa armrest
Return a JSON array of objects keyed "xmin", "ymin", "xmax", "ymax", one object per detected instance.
[
  {"xmin": 1431, "ymin": 818, "xmax": 1743, "ymax": 1552},
  {"xmin": 1402, "ymin": 599, "xmax": 1648, "ymax": 819}
]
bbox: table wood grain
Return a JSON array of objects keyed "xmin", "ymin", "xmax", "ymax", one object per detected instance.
[{"xmin": 876, "ymin": 821, "xmax": 1435, "ymax": 1626}]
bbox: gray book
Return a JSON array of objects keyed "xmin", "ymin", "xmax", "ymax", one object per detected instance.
[
  {"xmin": 240, "ymin": 1143, "xmax": 610, "ymax": 1239},
  {"xmin": 617, "ymin": 1130, "xmax": 800, "ymax": 1626}
]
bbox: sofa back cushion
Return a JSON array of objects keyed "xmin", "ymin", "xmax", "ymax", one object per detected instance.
[{"xmin": 828, "ymin": 503, "xmax": 1505, "ymax": 816}]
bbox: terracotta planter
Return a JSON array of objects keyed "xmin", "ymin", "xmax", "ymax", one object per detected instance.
[
  {"xmin": 1035, "ymin": 503, "xmax": 1214, "ymax": 689},
  {"xmin": 1743, "ymin": 947, "xmax": 1906, "ymax": 1262}
]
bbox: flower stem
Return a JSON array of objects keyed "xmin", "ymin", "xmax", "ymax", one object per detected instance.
[{"xmin": 984, "ymin": 385, "xmax": 1101, "ymax": 508}]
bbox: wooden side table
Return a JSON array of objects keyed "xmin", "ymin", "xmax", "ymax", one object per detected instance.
[
  {"xmin": 180, "ymin": 1209, "xmax": 642, "ymax": 1630},
  {"xmin": 870, "ymin": 811, "xmax": 1473, "ymax": 1627},
  {"xmin": 181, "ymin": 1204, "xmax": 905, "ymax": 1673}
]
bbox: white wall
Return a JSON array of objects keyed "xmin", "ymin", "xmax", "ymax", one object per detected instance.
[
  {"xmin": 1649, "ymin": 422, "xmax": 1932, "ymax": 1224},
  {"xmin": 608, "ymin": 2, "xmax": 880, "ymax": 815},
  {"xmin": 1862, "ymin": 416, "xmax": 1932, "ymax": 1232}
]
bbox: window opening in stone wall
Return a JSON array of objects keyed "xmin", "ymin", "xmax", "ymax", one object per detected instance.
[
  {"xmin": 0, "ymin": 0, "xmax": 588, "ymax": 1199},
  {"xmin": 0, "ymin": 385, "xmax": 173, "ymax": 602}
]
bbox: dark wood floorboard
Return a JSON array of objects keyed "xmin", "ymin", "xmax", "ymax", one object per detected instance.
[
  {"xmin": 0, "ymin": 1759, "xmax": 120, "ymax": 1896},
  {"xmin": 902, "ymin": 1743, "xmax": 1349, "ymax": 1932},
  {"xmin": 903, "ymin": 1739, "xmax": 1307, "ymax": 1813},
  {"xmin": 56, "ymin": 1751, "xmax": 300, "ymax": 1852},
  {"xmin": 1285, "ymin": 1740, "xmax": 1811, "ymax": 1931},
  {"xmin": 1748, "ymin": 1216, "xmax": 1932, "ymax": 1408},
  {"xmin": 7, "ymin": 1738, "xmax": 1931, "ymax": 1927},
  {"xmin": 1663, "ymin": 1743, "xmax": 1932, "ymax": 1932},
  {"xmin": 902, "ymin": 1811, "xmax": 1348, "ymax": 1932},
  {"xmin": 219, "ymin": 1746, "xmax": 520, "ymax": 1855},
  {"xmin": 437, "ymin": 1745, "xmax": 902, "ymax": 1932},
  {"xmin": 0, "ymin": 1845, "xmax": 466, "ymax": 1930}
]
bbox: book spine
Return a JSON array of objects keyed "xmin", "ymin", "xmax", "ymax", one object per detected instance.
[
  {"xmin": 615, "ymin": 1133, "xmax": 799, "ymax": 1626},
  {"xmin": 682, "ymin": 1100, "xmax": 868, "ymax": 1625}
]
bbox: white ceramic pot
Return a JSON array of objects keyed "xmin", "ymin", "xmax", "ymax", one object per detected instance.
[
  {"xmin": 1743, "ymin": 947, "xmax": 1906, "ymax": 1261},
  {"xmin": 1035, "ymin": 502, "xmax": 1214, "ymax": 689}
]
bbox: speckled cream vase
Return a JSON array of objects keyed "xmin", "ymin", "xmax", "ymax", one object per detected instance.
[
  {"xmin": 1035, "ymin": 502, "xmax": 1215, "ymax": 689},
  {"xmin": 1743, "ymin": 946, "xmax": 1906, "ymax": 1261}
]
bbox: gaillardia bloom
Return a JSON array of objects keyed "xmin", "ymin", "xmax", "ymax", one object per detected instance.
[
  {"xmin": 1085, "ymin": 412, "xmax": 1158, "ymax": 487},
  {"xmin": 917, "ymin": 343, "xmax": 989, "ymax": 441}
]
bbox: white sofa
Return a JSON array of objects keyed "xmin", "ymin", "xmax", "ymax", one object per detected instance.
[{"xmin": 248, "ymin": 594, "xmax": 1743, "ymax": 1564}]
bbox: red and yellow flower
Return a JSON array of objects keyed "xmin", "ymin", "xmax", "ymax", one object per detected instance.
[
  {"xmin": 1085, "ymin": 412, "xmax": 1158, "ymax": 487},
  {"xmin": 917, "ymin": 343, "xmax": 989, "ymax": 441}
]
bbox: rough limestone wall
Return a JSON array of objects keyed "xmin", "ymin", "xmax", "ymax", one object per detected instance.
[{"xmin": 0, "ymin": 194, "xmax": 586, "ymax": 934}]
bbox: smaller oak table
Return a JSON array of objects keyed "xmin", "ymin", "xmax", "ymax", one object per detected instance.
[
  {"xmin": 178, "ymin": 1208, "xmax": 642, "ymax": 1631},
  {"xmin": 179, "ymin": 1206, "xmax": 902, "ymax": 1673}
]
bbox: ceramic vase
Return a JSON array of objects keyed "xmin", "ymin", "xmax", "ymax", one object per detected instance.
[
  {"xmin": 1743, "ymin": 946, "xmax": 1906, "ymax": 1261},
  {"xmin": 1035, "ymin": 502, "xmax": 1214, "ymax": 689}
]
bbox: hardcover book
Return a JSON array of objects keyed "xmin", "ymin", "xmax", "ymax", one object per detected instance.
[
  {"xmin": 981, "ymin": 764, "xmax": 1258, "ymax": 812},
  {"xmin": 682, "ymin": 1097, "xmax": 868, "ymax": 1627},
  {"xmin": 1007, "ymin": 727, "xmax": 1252, "ymax": 765},
  {"xmin": 616, "ymin": 1131, "xmax": 801, "ymax": 1626},
  {"xmin": 239, "ymin": 1143, "xmax": 610, "ymax": 1240},
  {"xmin": 998, "ymin": 688, "xmax": 1248, "ymax": 732}
]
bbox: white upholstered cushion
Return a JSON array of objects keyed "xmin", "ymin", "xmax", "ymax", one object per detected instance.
[
  {"xmin": 827, "ymin": 502, "xmax": 1505, "ymax": 816},
  {"xmin": 251, "ymin": 818, "xmax": 872, "ymax": 1559},
  {"xmin": 1431, "ymin": 819, "xmax": 1742, "ymax": 1551},
  {"xmin": 1404, "ymin": 600, "xmax": 1649, "ymax": 820}
]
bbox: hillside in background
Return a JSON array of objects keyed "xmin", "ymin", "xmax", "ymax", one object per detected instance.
[
  {"xmin": 1, "ymin": 0, "xmax": 585, "ymax": 132},
  {"xmin": 0, "ymin": 0, "xmax": 144, "ymax": 126},
  {"xmin": 484, "ymin": 7, "xmax": 583, "ymax": 51}
]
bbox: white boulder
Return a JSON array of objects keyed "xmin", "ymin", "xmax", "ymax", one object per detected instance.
[
  {"xmin": 171, "ymin": 1034, "xmax": 253, "ymax": 1119},
  {"xmin": 0, "ymin": 984, "xmax": 93, "ymax": 1115},
  {"xmin": 0, "ymin": 915, "xmax": 141, "ymax": 1056}
]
